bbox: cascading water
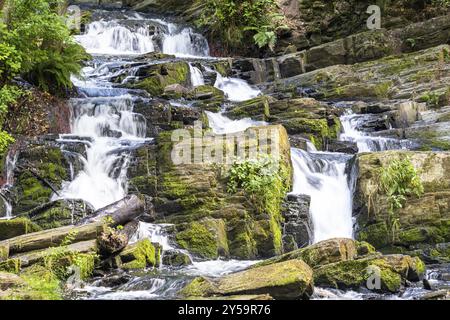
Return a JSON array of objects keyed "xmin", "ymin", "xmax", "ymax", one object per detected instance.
[
  {"xmin": 54, "ymin": 95, "xmax": 148, "ymax": 210},
  {"xmin": 76, "ymin": 21, "xmax": 155, "ymax": 55},
  {"xmin": 188, "ymin": 63, "xmax": 205, "ymax": 87},
  {"xmin": 205, "ymin": 111, "xmax": 267, "ymax": 135},
  {"xmin": 290, "ymin": 148, "xmax": 354, "ymax": 243},
  {"xmin": 214, "ymin": 72, "xmax": 261, "ymax": 102},
  {"xmin": 340, "ymin": 111, "xmax": 412, "ymax": 152},
  {"xmin": 0, "ymin": 150, "xmax": 18, "ymax": 219}
]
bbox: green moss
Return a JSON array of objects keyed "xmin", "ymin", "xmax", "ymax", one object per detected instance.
[
  {"xmin": 314, "ymin": 258, "xmax": 402, "ymax": 293},
  {"xmin": 0, "ymin": 258, "xmax": 21, "ymax": 273},
  {"xmin": 3, "ymin": 266, "xmax": 62, "ymax": 300},
  {"xmin": 121, "ymin": 239, "xmax": 157, "ymax": 270},
  {"xmin": 179, "ymin": 277, "xmax": 218, "ymax": 298},
  {"xmin": 71, "ymin": 253, "xmax": 97, "ymax": 280},
  {"xmin": 176, "ymin": 222, "xmax": 218, "ymax": 259},
  {"xmin": 374, "ymin": 81, "xmax": 393, "ymax": 99},
  {"xmin": 130, "ymin": 61, "xmax": 189, "ymax": 96},
  {"xmin": 357, "ymin": 222, "xmax": 390, "ymax": 249},
  {"xmin": 398, "ymin": 227, "xmax": 445, "ymax": 246},
  {"xmin": 0, "ymin": 218, "xmax": 41, "ymax": 241}
]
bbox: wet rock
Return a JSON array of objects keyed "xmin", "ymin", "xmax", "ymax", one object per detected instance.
[
  {"xmin": 126, "ymin": 61, "xmax": 190, "ymax": 97},
  {"xmin": 255, "ymin": 238, "xmax": 357, "ymax": 269},
  {"xmin": 145, "ymin": 125, "xmax": 293, "ymax": 260},
  {"xmin": 162, "ymin": 250, "xmax": 192, "ymax": 267},
  {"xmin": 314, "ymin": 254, "xmax": 425, "ymax": 293},
  {"xmin": 281, "ymin": 194, "xmax": 312, "ymax": 251},
  {"xmin": 0, "ymin": 272, "xmax": 24, "ymax": 291},
  {"xmin": 117, "ymin": 239, "xmax": 159, "ymax": 270},
  {"xmin": 355, "ymin": 151, "xmax": 450, "ymax": 254},
  {"xmin": 180, "ymin": 259, "xmax": 314, "ymax": 300},
  {"xmin": 326, "ymin": 140, "xmax": 358, "ymax": 154}
]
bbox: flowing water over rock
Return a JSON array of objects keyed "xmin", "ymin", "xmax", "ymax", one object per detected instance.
[{"xmin": 47, "ymin": 7, "xmax": 447, "ymax": 301}]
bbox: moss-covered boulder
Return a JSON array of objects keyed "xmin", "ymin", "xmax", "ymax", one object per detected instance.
[
  {"xmin": 0, "ymin": 218, "xmax": 41, "ymax": 241},
  {"xmin": 162, "ymin": 250, "xmax": 192, "ymax": 267},
  {"xmin": 129, "ymin": 125, "xmax": 293, "ymax": 259},
  {"xmin": 224, "ymin": 97, "xmax": 342, "ymax": 150},
  {"xmin": 175, "ymin": 218, "xmax": 228, "ymax": 260},
  {"xmin": 254, "ymin": 238, "xmax": 357, "ymax": 269},
  {"xmin": 117, "ymin": 239, "xmax": 159, "ymax": 270},
  {"xmin": 355, "ymin": 151, "xmax": 450, "ymax": 259},
  {"xmin": 0, "ymin": 265, "xmax": 62, "ymax": 300},
  {"xmin": 127, "ymin": 61, "xmax": 190, "ymax": 97},
  {"xmin": 314, "ymin": 254, "xmax": 425, "ymax": 293},
  {"xmin": 180, "ymin": 259, "xmax": 314, "ymax": 300},
  {"xmin": 188, "ymin": 85, "xmax": 225, "ymax": 112},
  {"xmin": 7, "ymin": 141, "xmax": 71, "ymax": 215}
]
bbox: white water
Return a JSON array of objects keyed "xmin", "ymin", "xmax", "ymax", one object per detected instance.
[
  {"xmin": 76, "ymin": 21, "xmax": 155, "ymax": 55},
  {"xmin": 290, "ymin": 148, "xmax": 353, "ymax": 243},
  {"xmin": 214, "ymin": 73, "xmax": 261, "ymax": 102},
  {"xmin": 130, "ymin": 222, "xmax": 173, "ymax": 251},
  {"xmin": 76, "ymin": 18, "xmax": 209, "ymax": 57},
  {"xmin": 205, "ymin": 111, "xmax": 266, "ymax": 134},
  {"xmin": 340, "ymin": 112, "xmax": 411, "ymax": 152},
  {"xmin": 0, "ymin": 151, "xmax": 18, "ymax": 219},
  {"xmin": 54, "ymin": 95, "xmax": 147, "ymax": 210},
  {"xmin": 188, "ymin": 63, "xmax": 205, "ymax": 87}
]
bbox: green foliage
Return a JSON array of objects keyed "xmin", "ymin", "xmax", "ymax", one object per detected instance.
[
  {"xmin": 196, "ymin": 0, "xmax": 286, "ymax": 52},
  {"xmin": 0, "ymin": 0, "xmax": 89, "ymax": 94},
  {"xmin": 227, "ymin": 156, "xmax": 289, "ymax": 217},
  {"xmin": 378, "ymin": 158, "xmax": 424, "ymax": 242}
]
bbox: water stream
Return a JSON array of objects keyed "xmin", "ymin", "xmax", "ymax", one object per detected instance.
[{"xmin": 54, "ymin": 8, "xmax": 446, "ymax": 300}]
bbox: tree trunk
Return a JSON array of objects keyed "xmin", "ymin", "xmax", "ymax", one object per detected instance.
[{"xmin": 78, "ymin": 195, "xmax": 144, "ymax": 226}]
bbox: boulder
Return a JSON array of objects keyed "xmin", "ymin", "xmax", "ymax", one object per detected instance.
[
  {"xmin": 314, "ymin": 254, "xmax": 425, "ymax": 293},
  {"xmin": 254, "ymin": 238, "xmax": 357, "ymax": 269},
  {"xmin": 355, "ymin": 151, "xmax": 450, "ymax": 259},
  {"xmin": 129, "ymin": 125, "xmax": 293, "ymax": 260},
  {"xmin": 180, "ymin": 259, "xmax": 314, "ymax": 300},
  {"xmin": 162, "ymin": 250, "xmax": 192, "ymax": 267},
  {"xmin": 116, "ymin": 239, "xmax": 159, "ymax": 270}
]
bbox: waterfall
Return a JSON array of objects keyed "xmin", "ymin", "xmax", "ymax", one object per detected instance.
[
  {"xmin": 340, "ymin": 112, "xmax": 411, "ymax": 152},
  {"xmin": 205, "ymin": 111, "xmax": 266, "ymax": 134},
  {"xmin": 162, "ymin": 26, "xmax": 210, "ymax": 57},
  {"xmin": 76, "ymin": 17, "xmax": 209, "ymax": 57},
  {"xmin": 0, "ymin": 150, "xmax": 18, "ymax": 219},
  {"xmin": 290, "ymin": 148, "xmax": 353, "ymax": 243},
  {"xmin": 214, "ymin": 73, "xmax": 261, "ymax": 102},
  {"xmin": 75, "ymin": 21, "xmax": 155, "ymax": 55},
  {"xmin": 53, "ymin": 95, "xmax": 148, "ymax": 210},
  {"xmin": 188, "ymin": 63, "xmax": 205, "ymax": 87}
]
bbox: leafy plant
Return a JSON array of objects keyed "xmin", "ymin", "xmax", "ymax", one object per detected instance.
[
  {"xmin": 196, "ymin": 0, "xmax": 285, "ymax": 53},
  {"xmin": 227, "ymin": 156, "xmax": 288, "ymax": 215},
  {"xmin": 1, "ymin": 0, "xmax": 89, "ymax": 94},
  {"xmin": 378, "ymin": 157, "xmax": 424, "ymax": 242}
]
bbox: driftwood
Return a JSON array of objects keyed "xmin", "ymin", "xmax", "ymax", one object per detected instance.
[{"xmin": 78, "ymin": 195, "xmax": 144, "ymax": 226}]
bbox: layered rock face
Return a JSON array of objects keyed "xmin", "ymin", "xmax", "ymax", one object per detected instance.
[
  {"xmin": 128, "ymin": 125, "xmax": 293, "ymax": 259},
  {"xmin": 355, "ymin": 151, "xmax": 450, "ymax": 263}
]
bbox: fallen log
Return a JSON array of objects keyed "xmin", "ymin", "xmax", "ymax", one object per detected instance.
[
  {"xmin": 12, "ymin": 239, "xmax": 98, "ymax": 268},
  {"xmin": 0, "ymin": 222, "xmax": 105, "ymax": 256},
  {"xmin": 78, "ymin": 195, "xmax": 144, "ymax": 226}
]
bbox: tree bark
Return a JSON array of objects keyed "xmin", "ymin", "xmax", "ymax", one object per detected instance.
[{"xmin": 78, "ymin": 195, "xmax": 144, "ymax": 226}]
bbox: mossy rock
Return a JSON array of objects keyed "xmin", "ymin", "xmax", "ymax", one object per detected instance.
[
  {"xmin": 314, "ymin": 254, "xmax": 425, "ymax": 293},
  {"xmin": 180, "ymin": 259, "xmax": 314, "ymax": 300},
  {"xmin": 162, "ymin": 250, "xmax": 193, "ymax": 267},
  {"xmin": 175, "ymin": 219, "xmax": 226, "ymax": 260},
  {"xmin": 0, "ymin": 265, "xmax": 62, "ymax": 300},
  {"xmin": 129, "ymin": 61, "xmax": 190, "ymax": 97},
  {"xmin": 118, "ymin": 239, "xmax": 158, "ymax": 270},
  {"xmin": 0, "ymin": 218, "xmax": 41, "ymax": 241}
]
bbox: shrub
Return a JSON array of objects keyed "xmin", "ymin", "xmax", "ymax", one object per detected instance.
[
  {"xmin": 1, "ymin": 0, "xmax": 89, "ymax": 94},
  {"xmin": 378, "ymin": 157, "xmax": 424, "ymax": 242},
  {"xmin": 196, "ymin": 0, "xmax": 286, "ymax": 53}
]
